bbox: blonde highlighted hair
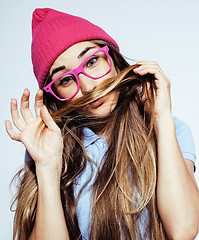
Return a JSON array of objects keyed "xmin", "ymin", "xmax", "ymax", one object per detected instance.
[{"xmin": 11, "ymin": 40, "xmax": 168, "ymax": 239}]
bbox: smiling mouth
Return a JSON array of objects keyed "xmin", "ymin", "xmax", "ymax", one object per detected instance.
[{"xmin": 87, "ymin": 96, "xmax": 104, "ymax": 109}]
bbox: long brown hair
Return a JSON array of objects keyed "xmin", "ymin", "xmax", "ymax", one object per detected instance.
[{"xmin": 11, "ymin": 40, "xmax": 168, "ymax": 239}]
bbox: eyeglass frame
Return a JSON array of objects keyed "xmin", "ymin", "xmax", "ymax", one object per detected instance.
[{"xmin": 43, "ymin": 45, "xmax": 112, "ymax": 101}]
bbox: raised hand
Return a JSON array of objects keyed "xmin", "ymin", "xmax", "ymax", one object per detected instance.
[
  {"xmin": 133, "ymin": 61, "xmax": 172, "ymax": 121},
  {"xmin": 5, "ymin": 89, "xmax": 63, "ymax": 177}
]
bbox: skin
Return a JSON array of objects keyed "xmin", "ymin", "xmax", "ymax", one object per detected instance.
[
  {"xmin": 5, "ymin": 43, "xmax": 199, "ymax": 239},
  {"xmin": 49, "ymin": 41, "xmax": 119, "ymax": 117}
]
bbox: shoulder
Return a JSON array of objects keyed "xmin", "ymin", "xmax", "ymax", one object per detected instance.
[
  {"xmin": 174, "ymin": 117, "xmax": 192, "ymax": 136},
  {"xmin": 173, "ymin": 116, "xmax": 196, "ymax": 164}
]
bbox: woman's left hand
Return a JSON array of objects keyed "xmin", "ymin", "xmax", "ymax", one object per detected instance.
[{"xmin": 133, "ymin": 61, "xmax": 172, "ymax": 121}]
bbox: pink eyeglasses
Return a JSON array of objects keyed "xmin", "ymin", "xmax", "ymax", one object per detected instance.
[{"xmin": 44, "ymin": 45, "xmax": 112, "ymax": 101}]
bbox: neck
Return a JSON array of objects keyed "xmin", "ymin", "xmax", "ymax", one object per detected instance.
[{"xmin": 96, "ymin": 121, "xmax": 113, "ymax": 146}]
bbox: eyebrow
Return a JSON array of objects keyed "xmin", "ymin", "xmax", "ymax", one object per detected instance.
[
  {"xmin": 78, "ymin": 46, "xmax": 96, "ymax": 58},
  {"xmin": 51, "ymin": 46, "xmax": 97, "ymax": 78},
  {"xmin": 51, "ymin": 65, "xmax": 66, "ymax": 78}
]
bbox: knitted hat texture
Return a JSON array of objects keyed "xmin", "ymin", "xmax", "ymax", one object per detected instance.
[{"xmin": 31, "ymin": 8, "xmax": 119, "ymax": 89}]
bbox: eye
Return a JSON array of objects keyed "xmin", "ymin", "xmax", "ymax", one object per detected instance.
[
  {"xmin": 86, "ymin": 56, "xmax": 99, "ymax": 67},
  {"xmin": 59, "ymin": 75, "xmax": 74, "ymax": 86}
]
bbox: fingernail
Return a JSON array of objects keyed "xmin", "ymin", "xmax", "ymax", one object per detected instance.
[
  {"xmin": 24, "ymin": 88, "xmax": 29, "ymax": 94},
  {"xmin": 38, "ymin": 89, "xmax": 43, "ymax": 94}
]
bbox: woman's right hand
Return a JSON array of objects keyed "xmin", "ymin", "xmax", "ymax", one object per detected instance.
[{"xmin": 5, "ymin": 89, "xmax": 63, "ymax": 177}]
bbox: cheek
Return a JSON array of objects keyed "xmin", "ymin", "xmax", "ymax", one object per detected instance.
[
  {"xmin": 104, "ymin": 90, "xmax": 119, "ymax": 109},
  {"xmin": 96, "ymin": 65, "xmax": 117, "ymax": 87},
  {"xmin": 69, "ymin": 91, "xmax": 83, "ymax": 102},
  {"xmin": 110, "ymin": 64, "xmax": 118, "ymax": 76}
]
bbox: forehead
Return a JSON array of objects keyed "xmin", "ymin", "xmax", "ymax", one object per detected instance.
[{"xmin": 49, "ymin": 41, "xmax": 99, "ymax": 74}]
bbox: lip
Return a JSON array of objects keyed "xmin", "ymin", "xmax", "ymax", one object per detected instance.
[{"xmin": 87, "ymin": 96, "xmax": 104, "ymax": 108}]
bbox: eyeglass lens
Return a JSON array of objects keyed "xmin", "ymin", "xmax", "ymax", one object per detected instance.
[{"xmin": 51, "ymin": 50, "xmax": 111, "ymax": 100}]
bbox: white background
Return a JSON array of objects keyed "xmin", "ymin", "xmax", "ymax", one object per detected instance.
[{"xmin": 1, "ymin": 0, "xmax": 199, "ymax": 239}]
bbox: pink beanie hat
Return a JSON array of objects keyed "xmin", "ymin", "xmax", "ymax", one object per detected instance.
[{"xmin": 31, "ymin": 8, "xmax": 119, "ymax": 89}]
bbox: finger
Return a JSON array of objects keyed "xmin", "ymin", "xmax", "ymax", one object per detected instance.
[
  {"xmin": 40, "ymin": 105, "xmax": 59, "ymax": 131},
  {"xmin": 5, "ymin": 120, "xmax": 21, "ymax": 141},
  {"xmin": 154, "ymin": 78, "xmax": 171, "ymax": 90},
  {"xmin": 34, "ymin": 89, "xmax": 44, "ymax": 117},
  {"xmin": 133, "ymin": 66, "xmax": 165, "ymax": 81},
  {"xmin": 20, "ymin": 89, "xmax": 34, "ymax": 123},
  {"xmin": 135, "ymin": 61, "xmax": 168, "ymax": 80},
  {"xmin": 134, "ymin": 66, "xmax": 171, "ymax": 94},
  {"xmin": 136, "ymin": 61, "xmax": 158, "ymax": 65},
  {"xmin": 11, "ymin": 99, "xmax": 26, "ymax": 131}
]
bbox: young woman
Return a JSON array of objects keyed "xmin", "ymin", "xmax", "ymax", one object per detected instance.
[{"xmin": 5, "ymin": 8, "xmax": 199, "ymax": 240}]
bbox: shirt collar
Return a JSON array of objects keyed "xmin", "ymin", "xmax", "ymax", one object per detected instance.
[{"xmin": 83, "ymin": 127, "xmax": 101, "ymax": 148}]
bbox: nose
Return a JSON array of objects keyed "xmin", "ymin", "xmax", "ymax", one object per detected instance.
[{"xmin": 78, "ymin": 73, "xmax": 96, "ymax": 95}]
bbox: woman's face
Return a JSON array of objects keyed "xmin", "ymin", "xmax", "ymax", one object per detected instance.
[{"xmin": 49, "ymin": 41, "xmax": 119, "ymax": 117}]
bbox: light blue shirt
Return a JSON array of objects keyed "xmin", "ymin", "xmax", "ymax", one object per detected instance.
[{"xmin": 74, "ymin": 117, "xmax": 196, "ymax": 239}]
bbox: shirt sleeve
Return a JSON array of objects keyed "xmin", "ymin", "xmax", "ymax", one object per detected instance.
[
  {"xmin": 25, "ymin": 150, "xmax": 31, "ymax": 163},
  {"xmin": 173, "ymin": 117, "xmax": 196, "ymax": 171}
]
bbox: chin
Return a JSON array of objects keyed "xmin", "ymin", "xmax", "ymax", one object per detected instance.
[
  {"xmin": 88, "ymin": 104, "xmax": 116, "ymax": 117},
  {"xmin": 90, "ymin": 111, "xmax": 110, "ymax": 117}
]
